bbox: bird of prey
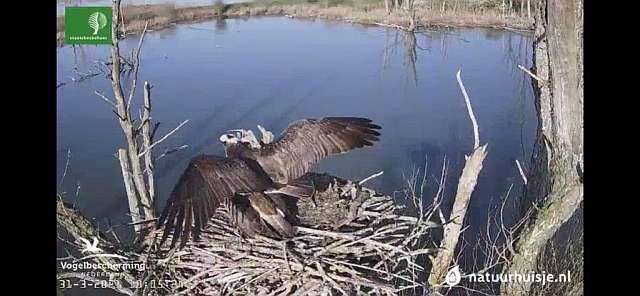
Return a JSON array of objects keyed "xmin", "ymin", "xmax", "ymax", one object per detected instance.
[{"xmin": 157, "ymin": 117, "xmax": 381, "ymax": 248}]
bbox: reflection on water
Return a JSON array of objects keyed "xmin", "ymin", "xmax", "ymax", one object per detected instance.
[
  {"xmin": 402, "ymin": 31, "xmax": 418, "ymax": 86},
  {"xmin": 381, "ymin": 30, "xmax": 420, "ymax": 88},
  {"xmin": 215, "ymin": 17, "xmax": 228, "ymax": 32},
  {"xmin": 57, "ymin": 17, "xmax": 536, "ymax": 242}
]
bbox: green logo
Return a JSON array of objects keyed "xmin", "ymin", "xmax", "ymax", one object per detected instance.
[{"xmin": 64, "ymin": 7, "xmax": 112, "ymax": 45}]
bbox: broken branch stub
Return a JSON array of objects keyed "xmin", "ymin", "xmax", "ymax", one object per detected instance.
[{"xmin": 427, "ymin": 144, "xmax": 488, "ymax": 286}]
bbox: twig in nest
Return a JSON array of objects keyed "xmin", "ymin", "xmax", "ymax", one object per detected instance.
[{"xmin": 359, "ymin": 171, "xmax": 384, "ymax": 185}]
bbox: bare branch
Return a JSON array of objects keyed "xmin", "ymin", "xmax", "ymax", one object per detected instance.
[
  {"xmin": 127, "ymin": 21, "xmax": 149, "ymax": 112},
  {"xmin": 58, "ymin": 148, "xmax": 72, "ymax": 189},
  {"xmin": 141, "ymin": 81, "xmax": 156, "ymax": 203},
  {"xmin": 138, "ymin": 119, "xmax": 189, "ymax": 157},
  {"xmin": 515, "ymin": 159, "xmax": 528, "ymax": 184},
  {"xmin": 359, "ymin": 171, "xmax": 384, "ymax": 186},
  {"xmin": 155, "ymin": 144, "xmax": 189, "ymax": 161},
  {"xmin": 457, "ymin": 69, "xmax": 480, "ymax": 149},
  {"xmin": 94, "ymin": 91, "xmax": 117, "ymax": 109},
  {"xmin": 518, "ymin": 64, "xmax": 543, "ymax": 83}
]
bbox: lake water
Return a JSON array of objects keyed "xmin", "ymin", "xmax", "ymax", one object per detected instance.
[{"xmin": 57, "ymin": 17, "xmax": 536, "ymax": 240}]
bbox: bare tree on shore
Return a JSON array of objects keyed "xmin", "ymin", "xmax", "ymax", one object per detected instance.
[
  {"xmin": 95, "ymin": 0, "xmax": 189, "ymax": 233},
  {"xmin": 500, "ymin": 0, "xmax": 583, "ymax": 294}
]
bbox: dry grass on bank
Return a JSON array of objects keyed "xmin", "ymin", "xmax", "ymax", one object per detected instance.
[
  {"xmin": 226, "ymin": 3, "xmax": 529, "ymax": 30},
  {"xmin": 56, "ymin": 1, "xmax": 532, "ymax": 43}
]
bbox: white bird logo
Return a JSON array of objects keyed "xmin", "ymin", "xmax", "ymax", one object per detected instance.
[{"xmin": 79, "ymin": 236, "xmax": 103, "ymax": 254}]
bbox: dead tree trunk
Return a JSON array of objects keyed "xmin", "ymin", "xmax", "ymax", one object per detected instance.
[
  {"xmin": 96, "ymin": 0, "xmax": 187, "ymax": 234},
  {"xmin": 385, "ymin": 0, "xmax": 391, "ymax": 14},
  {"xmin": 501, "ymin": 0, "xmax": 583, "ymax": 295},
  {"xmin": 428, "ymin": 70, "xmax": 488, "ymax": 289},
  {"xmin": 109, "ymin": 0, "xmax": 154, "ymax": 222},
  {"xmin": 141, "ymin": 82, "xmax": 156, "ymax": 203},
  {"xmin": 118, "ymin": 149, "xmax": 142, "ymax": 233}
]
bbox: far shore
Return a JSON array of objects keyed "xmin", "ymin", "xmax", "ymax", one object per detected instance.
[{"xmin": 56, "ymin": 2, "xmax": 533, "ymax": 43}]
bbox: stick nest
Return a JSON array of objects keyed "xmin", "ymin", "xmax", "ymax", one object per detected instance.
[{"xmin": 140, "ymin": 173, "xmax": 438, "ymax": 295}]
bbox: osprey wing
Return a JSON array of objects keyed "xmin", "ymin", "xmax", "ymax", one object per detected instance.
[
  {"xmin": 157, "ymin": 155, "xmax": 271, "ymax": 248},
  {"xmin": 252, "ymin": 117, "xmax": 381, "ymax": 183}
]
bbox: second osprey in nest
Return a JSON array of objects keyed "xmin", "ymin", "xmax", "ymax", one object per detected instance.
[{"xmin": 158, "ymin": 117, "xmax": 381, "ymax": 248}]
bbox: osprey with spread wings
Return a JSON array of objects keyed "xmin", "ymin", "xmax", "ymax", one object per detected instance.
[{"xmin": 157, "ymin": 117, "xmax": 381, "ymax": 248}]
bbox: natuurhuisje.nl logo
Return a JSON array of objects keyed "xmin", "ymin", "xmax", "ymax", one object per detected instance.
[
  {"xmin": 64, "ymin": 7, "xmax": 112, "ymax": 45},
  {"xmin": 444, "ymin": 265, "xmax": 571, "ymax": 287}
]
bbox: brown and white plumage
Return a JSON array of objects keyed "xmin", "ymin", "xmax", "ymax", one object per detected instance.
[
  {"xmin": 157, "ymin": 155, "xmax": 275, "ymax": 248},
  {"xmin": 240, "ymin": 117, "xmax": 381, "ymax": 184},
  {"xmin": 247, "ymin": 192, "xmax": 294, "ymax": 237},
  {"xmin": 158, "ymin": 117, "xmax": 381, "ymax": 249}
]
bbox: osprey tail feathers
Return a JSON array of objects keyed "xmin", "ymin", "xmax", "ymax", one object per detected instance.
[
  {"xmin": 227, "ymin": 193, "xmax": 278, "ymax": 238},
  {"xmin": 247, "ymin": 192, "xmax": 295, "ymax": 238}
]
